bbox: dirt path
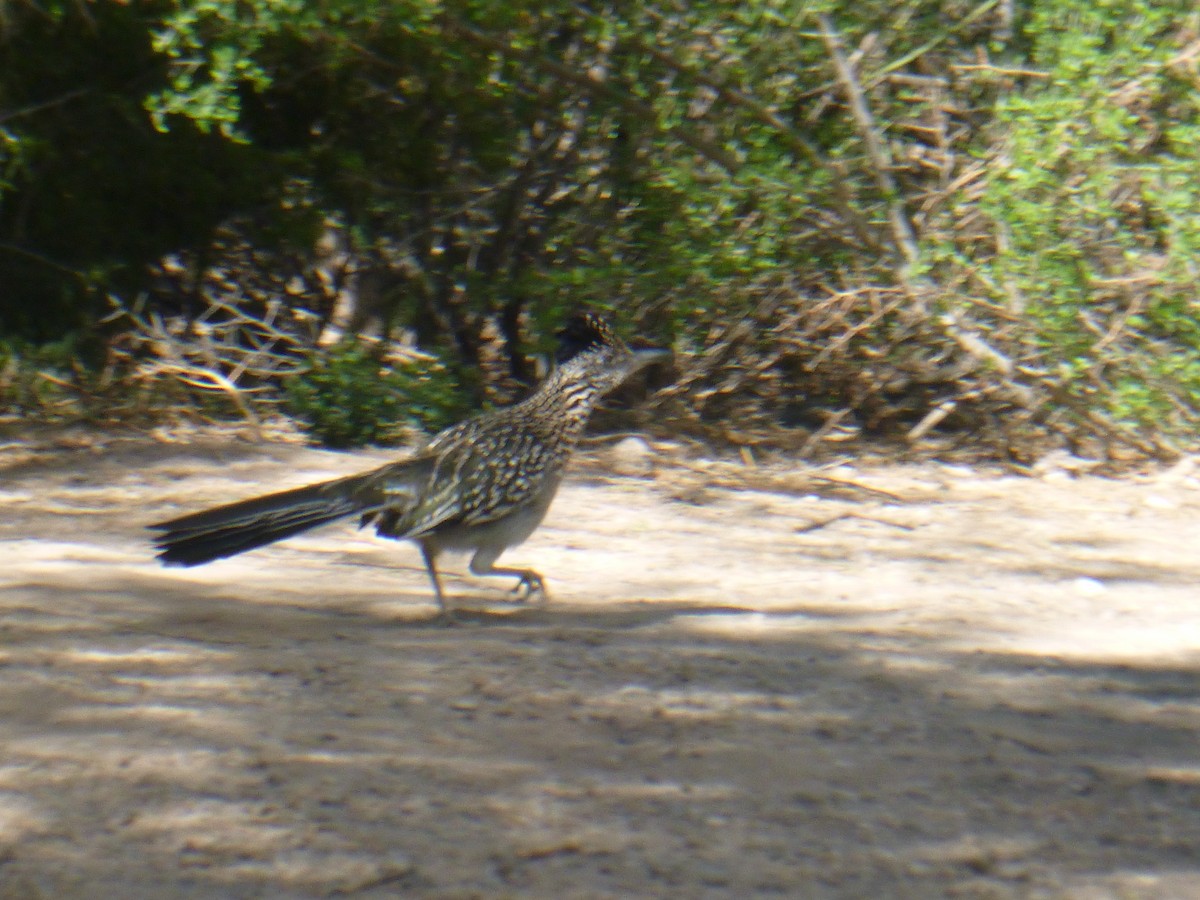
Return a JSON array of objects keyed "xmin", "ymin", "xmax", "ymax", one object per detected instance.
[{"xmin": 2, "ymin": 433, "xmax": 1200, "ymax": 898}]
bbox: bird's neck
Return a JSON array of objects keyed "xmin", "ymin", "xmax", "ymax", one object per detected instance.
[{"xmin": 521, "ymin": 364, "xmax": 603, "ymax": 444}]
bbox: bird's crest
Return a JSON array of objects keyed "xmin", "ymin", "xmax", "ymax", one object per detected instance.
[{"xmin": 555, "ymin": 311, "xmax": 619, "ymax": 364}]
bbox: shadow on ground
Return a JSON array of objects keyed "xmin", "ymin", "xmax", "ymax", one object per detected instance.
[{"xmin": 2, "ymin": 437, "xmax": 1200, "ymax": 898}]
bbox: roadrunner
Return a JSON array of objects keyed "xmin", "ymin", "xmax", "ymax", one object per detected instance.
[{"xmin": 151, "ymin": 313, "xmax": 667, "ymax": 614}]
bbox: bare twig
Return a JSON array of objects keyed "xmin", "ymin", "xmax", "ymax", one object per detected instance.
[
  {"xmin": 950, "ymin": 64, "xmax": 1050, "ymax": 78},
  {"xmin": 799, "ymin": 409, "xmax": 854, "ymax": 457},
  {"xmin": 816, "ymin": 13, "xmax": 920, "ymax": 270},
  {"xmin": 807, "ymin": 474, "xmax": 908, "ymax": 503},
  {"xmin": 907, "ymin": 400, "xmax": 958, "ymax": 443},
  {"xmin": 794, "ymin": 512, "xmax": 916, "ymax": 534},
  {"xmin": 107, "ymin": 290, "xmax": 314, "ymax": 428}
]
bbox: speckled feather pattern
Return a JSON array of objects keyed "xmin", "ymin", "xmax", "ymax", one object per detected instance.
[
  {"xmin": 358, "ymin": 336, "xmax": 627, "ymax": 543},
  {"xmin": 150, "ymin": 313, "xmax": 652, "ymax": 602}
]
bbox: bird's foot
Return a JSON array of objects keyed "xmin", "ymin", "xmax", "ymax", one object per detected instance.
[{"xmin": 511, "ymin": 571, "xmax": 548, "ymax": 603}]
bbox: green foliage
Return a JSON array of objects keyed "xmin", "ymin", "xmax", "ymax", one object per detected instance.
[
  {"xmin": 5, "ymin": 0, "xmax": 1200, "ymax": 455},
  {"xmin": 0, "ymin": 2, "xmax": 280, "ymax": 339},
  {"xmin": 284, "ymin": 340, "xmax": 464, "ymax": 448},
  {"xmin": 0, "ymin": 335, "xmax": 93, "ymax": 416},
  {"xmin": 976, "ymin": 0, "xmax": 1200, "ymax": 432}
]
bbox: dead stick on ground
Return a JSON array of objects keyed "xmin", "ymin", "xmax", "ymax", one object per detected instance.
[
  {"xmin": 808, "ymin": 474, "xmax": 907, "ymax": 503},
  {"xmin": 795, "ymin": 513, "xmax": 917, "ymax": 534}
]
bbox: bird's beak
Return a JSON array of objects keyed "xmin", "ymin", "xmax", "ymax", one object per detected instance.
[{"xmin": 630, "ymin": 348, "xmax": 672, "ymax": 371}]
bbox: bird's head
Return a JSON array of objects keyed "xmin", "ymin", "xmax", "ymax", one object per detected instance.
[{"xmin": 555, "ymin": 311, "xmax": 670, "ymax": 395}]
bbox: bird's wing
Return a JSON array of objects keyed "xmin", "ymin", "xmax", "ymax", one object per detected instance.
[
  {"xmin": 352, "ymin": 454, "xmax": 441, "ymax": 528},
  {"xmin": 399, "ymin": 432, "xmax": 559, "ymax": 537}
]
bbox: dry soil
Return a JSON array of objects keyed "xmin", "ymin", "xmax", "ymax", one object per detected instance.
[{"xmin": 2, "ymin": 431, "xmax": 1200, "ymax": 898}]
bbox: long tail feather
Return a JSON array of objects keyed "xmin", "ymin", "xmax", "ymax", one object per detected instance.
[
  {"xmin": 150, "ymin": 453, "xmax": 441, "ymax": 567},
  {"xmin": 150, "ymin": 475, "xmax": 369, "ymax": 566}
]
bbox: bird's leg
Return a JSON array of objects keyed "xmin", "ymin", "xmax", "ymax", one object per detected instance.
[
  {"xmin": 469, "ymin": 547, "xmax": 548, "ymax": 603},
  {"xmin": 419, "ymin": 542, "xmax": 453, "ymax": 621}
]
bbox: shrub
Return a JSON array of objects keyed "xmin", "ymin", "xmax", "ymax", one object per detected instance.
[{"xmin": 284, "ymin": 340, "xmax": 464, "ymax": 448}]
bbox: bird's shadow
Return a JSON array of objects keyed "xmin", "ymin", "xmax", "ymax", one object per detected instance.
[{"xmin": 379, "ymin": 596, "xmax": 849, "ymax": 632}]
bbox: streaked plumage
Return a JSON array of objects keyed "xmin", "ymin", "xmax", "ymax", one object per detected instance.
[{"xmin": 150, "ymin": 313, "xmax": 667, "ymax": 615}]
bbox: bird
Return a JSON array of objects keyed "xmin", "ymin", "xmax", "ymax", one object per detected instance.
[{"xmin": 150, "ymin": 312, "xmax": 668, "ymax": 616}]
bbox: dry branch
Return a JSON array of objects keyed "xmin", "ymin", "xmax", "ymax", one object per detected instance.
[{"xmin": 817, "ymin": 13, "xmax": 920, "ymax": 270}]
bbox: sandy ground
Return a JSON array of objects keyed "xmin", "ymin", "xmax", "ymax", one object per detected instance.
[{"xmin": 3, "ymin": 431, "xmax": 1200, "ymax": 898}]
